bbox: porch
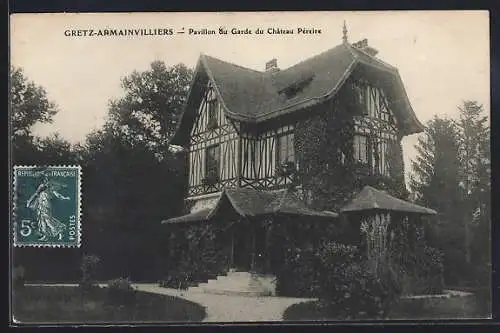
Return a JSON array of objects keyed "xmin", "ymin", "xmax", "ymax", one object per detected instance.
[
  {"xmin": 161, "ymin": 185, "xmax": 437, "ymax": 296},
  {"xmin": 162, "ymin": 188, "xmax": 338, "ymax": 274}
]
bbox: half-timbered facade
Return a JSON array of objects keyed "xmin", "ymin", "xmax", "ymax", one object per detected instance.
[
  {"xmin": 171, "ymin": 34, "xmax": 423, "ymax": 214},
  {"xmin": 164, "ymin": 28, "xmax": 438, "ymax": 294}
]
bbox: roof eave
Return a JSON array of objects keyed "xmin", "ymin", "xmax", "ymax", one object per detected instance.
[{"xmin": 169, "ymin": 58, "xmax": 205, "ymax": 147}]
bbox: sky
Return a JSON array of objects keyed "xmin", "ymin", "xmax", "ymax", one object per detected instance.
[{"xmin": 10, "ymin": 11, "xmax": 490, "ymax": 182}]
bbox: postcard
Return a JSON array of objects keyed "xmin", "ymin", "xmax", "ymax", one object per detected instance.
[{"xmin": 9, "ymin": 11, "xmax": 491, "ymax": 324}]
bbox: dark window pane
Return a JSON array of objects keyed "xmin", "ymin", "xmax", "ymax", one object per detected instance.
[{"xmin": 205, "ymin": 145, "xmax": 219, "ymax": 179}]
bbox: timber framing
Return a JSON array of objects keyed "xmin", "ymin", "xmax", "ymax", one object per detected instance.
[{"xmin": 176, "ymin": 38, "xmax": 425, "ymax": 201}]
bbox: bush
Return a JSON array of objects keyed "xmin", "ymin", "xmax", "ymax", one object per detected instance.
[
  {"xmin": 159, "ymin": 269, "xmax": 191, "ymax": 290},
  {"xmin": 13, "ymin": 266, "xmax": 26, "ymax": 291},
  {"xmin": 79, "ymin": 254, "xmax": 100, "ymax": 291},
  {"xmin": 276, "ymin": 245, "xmax": 320, "ymax": 297},
  {"xmin": 399, "ymin": 245, "xmax": 444, "ymax": 295},
  {"xmin": 419, "ymin": 246, "xmax": 444, "ymax": 293},
  {"xmin": 107, "ymin": 277, "xmax": 136, "ymax": 305},
  {"xmin": 316, "ymin": 241, "xmax": 399, "ymax": 319}
]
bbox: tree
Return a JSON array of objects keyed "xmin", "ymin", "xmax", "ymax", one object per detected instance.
[
  {"xmin": 11, "ymin": 67, "xmax": 57, "ymax": 138},
  {"xmin": 35, "ymin": 134, "xmax": 79, "ymax": 165},
  {"xmin": 11, "ymin": 68, "xmax": 82, "ymax": 282},
  {"xmin": 10, "ymin": 67, "xmax": 59, "ymax": 164},
  {"xmin": 456, "ymin": 101, "xmax": 490, "ymax": 265},
  {"xmin": 79, "ymin": 61, "xmax": 193, "ymax": 280},
  {"xmin": 409, "ymin": 116, "xmax": 464, "ymax": 285},
  {"xmin": 106, "ymin": 61, "xmax": 193, "ymax": 159},
  {"xmin": 410, "ymin": 101, "xmax": 491, "ymax": 288},
  {"xmin": 409, "ymin": 116, "xmax": 462, "ymax": 209}
]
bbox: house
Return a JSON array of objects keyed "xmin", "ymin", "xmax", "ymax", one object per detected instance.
[{"xmin": 163, "ymin": 25, "xmax": 436, "ymax": 296}]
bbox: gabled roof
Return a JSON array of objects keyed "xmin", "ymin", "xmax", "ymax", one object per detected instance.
[
  {"xmin": 341, "ymin": 186, "xmax": 437, "ymax": 215},
  {"xmin": 162, "ymin": 187, "xmax": 338, "ymax": 225},
  {"xmin": 171, "ymin": 40, "xmax": 424, "ymax": 145}
]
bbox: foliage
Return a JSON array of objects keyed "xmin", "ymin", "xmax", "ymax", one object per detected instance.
[
  {"xmin": 10, "ymin": 67, "xmax": 79, "ymax": 166},
  {"xmin": 295, "ymin": 82, "xmax": 407, "ymax": 211},
  {"xmin": 79, "ymin": 255, "xmax": 101, "ymax": 291},
  {"xmin": 317, "ymin": 241, "xmax": 400, "ymax": 318},
  {"xmin": 275, "ymin": 239, "xmax": 400, "ymax": 318},
  {"xmin": 11, "ymin": 62, "xmax": 192, "ymax": 283},
  {"xmin": 75, "ymin": 61, "xmax": 192, "ymax": 281},
  {"xmin": 106, "ymin": 61, "xmax": 193, "ymax": 159},
  {"xmin": 410, "ymin": 116, "xmax": 462, "ymax": 209},
  {"xmin": 387, "ymin": 217, "xmax": 444, "ymax": 295},
  {"xmin": 106, "ymin": 277, "xmax": 136, "ymax": 305},
  {"xmin": 275, "ymin": 245, "xmax": 321, "ymax": 297},
  {"xmin": 10, "ymin": 66, "xmax": 58, "ymax": 139},
  {"xmin": 159, "ymin": 269, "xmax": 191, "ymax": 290},
  {"xmin": 161, "ymin": 224, "xmax": 229, "ymax": 288},
  {"xmin": 456, "ymin": 101, "xmax": 490, "ymax": 266},
  {"xmin": 409, "ymin": 102, "xmax": 490, "ymax": 288}
]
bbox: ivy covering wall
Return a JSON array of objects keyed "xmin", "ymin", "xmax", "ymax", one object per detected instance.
[{"xmin": 294, "ymin": 80, "xmax": 408, "ymax": 211}]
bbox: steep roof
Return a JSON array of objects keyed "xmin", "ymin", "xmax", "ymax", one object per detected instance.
[
  {"xmin": 341, "ymin": 186, "xmax": 437, "ymax": 215},
  {"xmin": 171, "ymin": 40, "xmax": 424, "ymax": 145},
  {"xmin": 162, "ymin": 187, "xmax": 338, "ymax": 224}
]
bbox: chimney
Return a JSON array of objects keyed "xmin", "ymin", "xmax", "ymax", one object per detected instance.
[
  {"xmin": 352, "ymin": 38, "xmax": 379, "ymax": 57},
  {"xmin": 265, "ymin": 58, "xmax": 279, "ymax": 73}
]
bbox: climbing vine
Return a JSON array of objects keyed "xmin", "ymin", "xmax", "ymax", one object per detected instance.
[
  {"xmin": 162, "ymin": 223, "xmax": 230, "ymax": 288},
  {"xmin": 294, "ymin": 80, "xmax": 408, "ymax": 211}
]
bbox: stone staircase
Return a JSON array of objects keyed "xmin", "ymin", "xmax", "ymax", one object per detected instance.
[{"xmin": 188, "ymin": 271, "xmax": 277, "ymax": 297}]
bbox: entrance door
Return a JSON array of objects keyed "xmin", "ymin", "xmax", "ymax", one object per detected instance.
[{"xmin": 232, "ymin": 224, "xmax": 252, "ymax": 271}]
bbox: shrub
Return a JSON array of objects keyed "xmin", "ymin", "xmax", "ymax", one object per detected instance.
[
  {"xmin": 13, "ymin": 266, "xmax": 25, "ymax": 291},
  {"xmin": 316, "ymin": 241, "xmax": 399, "ymax": 319},
  {"xmin": 275, "ymin": 245, "xmax": 321, "ymax": 297},
  {"xmin": 420, "ymin": 246, "xmax": 444, "ymax": 293},
  {"xmin": 159, "ymin": 269, "xmax": 191, "ymax": 290},
  {"xmin": 79, "ymin": 254, "xmax": 100, "ymax": 291},
  {"xmin": 398, "ymin": 245, "xmax": 444, "ymax": 295},
  {"xmin": 107, "ymin": 277, "xmax": 136, "ymax": 305}
]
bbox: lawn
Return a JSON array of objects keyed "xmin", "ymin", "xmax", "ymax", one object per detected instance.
[
  {"xmin": 12, "ymin": 286, "xmax": 206, "ymax": 324},
  {"xmin": 283, "ymin": 294, "xmax": 490, "ymax": 321}
]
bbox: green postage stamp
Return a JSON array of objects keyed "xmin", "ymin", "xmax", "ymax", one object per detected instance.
[{"xmin": 13, "ymin": 166, "xmax": 82, "ymax": 247}]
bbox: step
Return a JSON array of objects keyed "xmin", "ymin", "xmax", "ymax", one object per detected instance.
[
  {"xmin": 227, "ymin": 271, "xmax": 253, "ymax": 278},
  {"xmin": 187, "ymin": 286, "xmax": 204, "ymax": 293},
  {"xmin": 203, "ymin": 281, "xmax": 262, "ymax": 292},
  {"xmin": 187, "ymin": 272, "xmax": 276, "ymax": 297},
  {"xmin": 199, "ymin": 287, "xmax": 268, "ymax": 296}
]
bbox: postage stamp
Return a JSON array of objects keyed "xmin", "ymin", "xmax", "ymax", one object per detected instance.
[{"xmin": 13, "ymin": 165, "xmax": 82, "ymax": 247}]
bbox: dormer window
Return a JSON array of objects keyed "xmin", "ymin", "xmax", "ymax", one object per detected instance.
[{"xmin": 280, "ymin": 75, "xmax": 314, "ymax": 99}]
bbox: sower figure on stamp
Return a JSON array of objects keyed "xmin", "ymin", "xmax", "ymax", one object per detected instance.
[{"xmin": 26, "ymin": 172, "xmax": 70, "ymax": 241}]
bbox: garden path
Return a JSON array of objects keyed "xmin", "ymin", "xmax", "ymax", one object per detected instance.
[{"xmin": 133, "ymin": 283, "xmax": 315, "ymax": 322}]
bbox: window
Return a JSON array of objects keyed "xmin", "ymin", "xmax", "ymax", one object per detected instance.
[
  {"xmin": 207, "ymin": 98, "xmax": 218, "ymax": 129},
  {"xmin": 354, "ymin": 135, "xmax": 393, "ymax": 176},
  {"xmin": 354, "ymin": 81, "xmax": 369, "ymax": 116},
  {"xmin": 205, "ymin": 145, "xmax": 220, "ymax": 180},
  {"xmin": 353, "ymin": 135, "xmax": 369, "ymax": 164},
  {"xmin": 354, "ymin": 80, "xmax": 397, "ymax": 124},
  {"xmin": 276, "ymin": 132, "xmax": 294, "ymax": 166}
]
